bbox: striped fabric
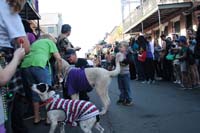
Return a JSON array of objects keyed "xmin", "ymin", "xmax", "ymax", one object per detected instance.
[{"xmin": 47, "ymin": 98, "xmax": 99, "ymax": 125}]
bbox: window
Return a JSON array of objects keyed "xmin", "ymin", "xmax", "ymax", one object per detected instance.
[
  {"xmin": 174, "ymin": 21, "xmax": 180, "ymax": 34},
  {"xmin": 47, "ymin": 27, "xmax": 54, "ymax": 34},
  {"xmin": 186, "ymin": 14, "xmax": 192, "ymax": 29}
]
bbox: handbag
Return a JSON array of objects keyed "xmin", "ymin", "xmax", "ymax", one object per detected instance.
[{"xmin": 138, "ymin": 51, "xmax": 146, "ymax": 62}]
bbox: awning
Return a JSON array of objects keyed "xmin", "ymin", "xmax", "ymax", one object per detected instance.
[
  {"xmin": 19, "ymin": 2, "xmax": 40, "ymax": 20},
  {"xmin": 125, "ymin": 2, "xmax": 193, "ymax": 34}
]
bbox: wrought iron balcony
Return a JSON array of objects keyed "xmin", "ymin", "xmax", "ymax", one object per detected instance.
[{"xmin": 123, "ymin": 0, "xmax": 196, "ymax": 33}]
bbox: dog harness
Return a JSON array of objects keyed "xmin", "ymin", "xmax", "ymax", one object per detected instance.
[
  {"xmin": 47, "ymin": 98, "xmax": 99, "ymax": 125},
  {"xmin": 64, "ymin": 68, "xmax": 93, "ymax": 95}
]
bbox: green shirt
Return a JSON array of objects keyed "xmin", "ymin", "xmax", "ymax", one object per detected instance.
[{"xmin": 21, "ymin": 39, "xmax": 58, "ymax": 68}]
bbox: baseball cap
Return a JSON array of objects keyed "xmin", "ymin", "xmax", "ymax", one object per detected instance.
[
  {"xmin": 178, "ymin": 36, "xmax": 187, "ymax": 43},
  {"xmin": 61, "ymin": 24, "xmax": 71, "ymax": 33},
  {"xmin": 65, "ymin": 49, "xmax": 76, "ymax": 58}
]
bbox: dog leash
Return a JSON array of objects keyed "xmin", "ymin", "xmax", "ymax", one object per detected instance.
[{"xmin": 39, "ymin": 97, "xmax": 54, "ymax": 107}]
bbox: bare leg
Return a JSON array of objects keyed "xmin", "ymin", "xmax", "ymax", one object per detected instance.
[{"xmin": 33, "ymin": 102, "xmax": 40, "ymax": 123}]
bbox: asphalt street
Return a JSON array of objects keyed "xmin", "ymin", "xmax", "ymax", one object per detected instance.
[{"xmin": 25, "ymin": 78, "xmax": 200, "ymax": 133}]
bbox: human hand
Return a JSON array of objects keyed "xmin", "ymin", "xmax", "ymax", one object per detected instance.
[{"xmin": 13, "ymin": 47, "xmax": 25, "ymax": 64}]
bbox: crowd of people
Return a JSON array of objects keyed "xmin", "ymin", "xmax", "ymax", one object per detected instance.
[
  {"xmin": 0, "ymin": 0, "xmax": 200, "ymax": 133},
  {"xmin": 99, "ymin": 29, "xmax": 200, "ymax": 90}
]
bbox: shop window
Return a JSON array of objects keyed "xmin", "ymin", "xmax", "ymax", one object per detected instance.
[
  {"xmin": 186, "ymin": 14, "xmax": 192, "ymax": 29},
  {"xmin": 174, "ymin": 21, "xmax": 180, "ymax": 34}
]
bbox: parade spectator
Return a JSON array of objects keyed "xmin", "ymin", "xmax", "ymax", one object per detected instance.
[
  {"xmin": 57, "ymin": 24, "xmax": 81, "ymax": 57},
  {"xmin": 117, "ymin": 41, "xmax": 133, "ymax": 106},
  {"xmin": 144, "ymin": 36, "xmax": 155, "ymax": 84},
  {"xmin": 154, "ymin": 39, "xmax": 162, "ymax": 79},
  {"xmin": 93, "ymin": 55, "xmax": 101, "ymax": 67},
  {"xmin": 105, "ymin": 51, "xmax": 113, "ymax": 71},
  {"xmin": 160, "ymin": 34, "xmax": 173, "ymax": 81},
  {"xmin": 64, "ymin": 49, "xmax": 90, "ymax": 101},
  {"xmin": 176, "ymin": 36, "xmax": 192, "ymax": 89},
  {"xmin": 21, "ymin": 34, "xmax": 62, "ymax": 124},
  {"xmin": 187, "ymin": 31, "xmax": 199, "ymax": 88},
  {"xmin": 0, "ymin": 0, "xmax": 30, "ymax": 132},
  {"xmin": 137, "ymin": 35, "xmax": 147, "ymax": 82},
  {"xmin": 131, "ymin": 37, "xmax": 140, "ymax": 80},
  {"xmin": 86, "ymin": 54, "xmax": 94, "ymax": 67},
  {"xmin": 195, "ymin": 26, "xmax": 200, "ymax": 76},
  {"xmin": 128, "ymin": 37, "xmax": 136, "ymax": 80},
  {"xmin": 171, "ymin": 39, "xmax": 181, "ymax": 85},
  {"xmin": 22, "ymin": 20, "xmax": 37, "ymax": 45}
]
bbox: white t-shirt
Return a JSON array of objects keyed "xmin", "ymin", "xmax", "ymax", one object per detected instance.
[
  {"xmin": 0, "ymin": 0, "xmax": 26, "ymax": 48},
  {"xmin": 87, "ymin": 59, "xmax": 94, "ymax": 66}
]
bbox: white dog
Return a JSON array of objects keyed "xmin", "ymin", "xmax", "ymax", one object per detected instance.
[
  {"xmin": 31, "ymin": 83, "xmax": 104, "ymax": 133},
  {"xmin": 60, "ymin": 52, "xmax": 124, "ymax": 115}
]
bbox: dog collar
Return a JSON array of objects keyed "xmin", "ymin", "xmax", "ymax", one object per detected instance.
[{"xmin": 40, "ymin": 97, "xmax": 54, "ymax": 107}]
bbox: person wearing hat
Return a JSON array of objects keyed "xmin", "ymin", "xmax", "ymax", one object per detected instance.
[
  {"xmin": 57, "ymin": 24, "xmax": 81, "ymax": 58},
  {"xmin": 63, "ymin": 49, "xmax": 90, "ymax": 101},
  {"xmin": 176, "ymin": 36, "xmax": 192, "ymax": 89}
]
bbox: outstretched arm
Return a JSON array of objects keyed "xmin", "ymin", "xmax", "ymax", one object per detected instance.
[{"xmin": 0, "ymin": 48, "xmax": 25, "ymax": 86}]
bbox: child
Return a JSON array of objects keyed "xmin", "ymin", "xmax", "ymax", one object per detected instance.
[{"xmin": 117, "ymin": 41, "xmax": 133, "ymax": 106}]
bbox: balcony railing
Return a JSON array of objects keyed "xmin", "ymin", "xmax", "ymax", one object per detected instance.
[{"xmin": 123, "ymin": 0, "xmax": 193, "ymax": 33}]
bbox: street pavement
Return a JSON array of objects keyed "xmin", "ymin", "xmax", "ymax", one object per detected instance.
[{"xmin": 25, "ymin": 78, "xmax": 200, "ymax": 133}]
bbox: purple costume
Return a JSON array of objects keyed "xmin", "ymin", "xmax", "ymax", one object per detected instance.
[{"xmin": 65, "ymin": 68, "xmax": 93, "ymax": 95}]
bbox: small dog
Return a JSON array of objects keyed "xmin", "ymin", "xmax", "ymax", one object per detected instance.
[
  {"xmin": 60, "ymin": 52, "xmax": 124, "ymax": 115},
  {"xmin": 31, "ymin": 83, "xmax": 104, "ymax": 133}
]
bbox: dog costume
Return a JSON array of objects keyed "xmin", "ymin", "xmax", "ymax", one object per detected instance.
[
  {"xmin": 64, "ymin": 68, "xmax": 93, "ymax": 96},
  {"xmin": 47, "ymin": 98, "xmax": 99, "ymax": 125}
]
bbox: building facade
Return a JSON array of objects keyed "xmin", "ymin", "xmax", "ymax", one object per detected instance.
[
  {"xmin": 40, "ymin": 13, "xmax": 63, "ymax": 37},
  {"xmin": 123, "ymin": 0, "xmax": 200, "ymax": 39}
]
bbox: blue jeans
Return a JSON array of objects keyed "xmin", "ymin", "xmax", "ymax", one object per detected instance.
[
  {"xmin": 117, "ymin": 74, "xmax": 132, "ymax": 101},
  {"xmin": 21, "ymin": 66, "xmax": 52, "ymax": 102}
]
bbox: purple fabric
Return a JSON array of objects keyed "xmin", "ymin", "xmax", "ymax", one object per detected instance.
[
  {"xmin": 27, "ymin": 32, "xmax": 36, "ymax": 44},
  {"xmin": 0, "ymin": 124, "xmax": 6, "ymax": 133},
  {"xmin": 65, "ymin": 68, "xmax": 93, "ymax": 95}
]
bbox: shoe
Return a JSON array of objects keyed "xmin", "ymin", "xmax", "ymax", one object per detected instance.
[
  {"xmin": 151, "ymin": 80, "xmax": 155, "ymax": 84},
  {"xmin": 147, "ymin": 80, "xmax": 152, "ymax": 84},
  {"xmin": 116, "ymin": 99, "xmax": 125, "ymax": 105},
  {"xmin": 33, "ymin": 117, "xmax": 45, "ymax": 125},
  {"xmin": 123, "ymin": 100, "xmax": 133, "ymax": 106},
  {"xmin": 173, "ymin": 80, "xmax": 178, "ymax": 84},
  {"xmin": 141, "ymin": 81, "xmax": 147, "ymax": 84}
]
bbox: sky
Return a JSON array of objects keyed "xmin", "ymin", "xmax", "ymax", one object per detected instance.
[{"xmin": 39, "ymin": 0, "xmax": 122, "ymax": 57}]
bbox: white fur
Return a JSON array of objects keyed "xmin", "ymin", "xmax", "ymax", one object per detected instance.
[
  {"xmin": 31, "ymin": 83, "xmax": 104, "ymax": 133},
  {"xmin": 61, "ymin": 52, "xmax": 124, "ymax": 115}
]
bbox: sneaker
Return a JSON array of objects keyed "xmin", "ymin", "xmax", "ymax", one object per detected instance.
[
  {"xmin": 141, "ymin": 81, "xmax": 147, "ymax": 84},
  {"xmin": 147, "ymin": 80, "xmax": 152, "ymax": 84},
  {"xmin": 151, "ymin": 80, "xmax": 155, "ymax": 84},
  {"xmin": 123, "ymin": 100, "xmax": 133, "ymax": 106},
  {"xmin": 177, "ymin": 80, "xmax": 181, "ymax": 84},
  {"xmin": 173, "ymin": 80, "xmax": 178, "ymax": 84},
  {"xmin": 116, "ymin": 99, "xmax": 125, "ymax": 105}
]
